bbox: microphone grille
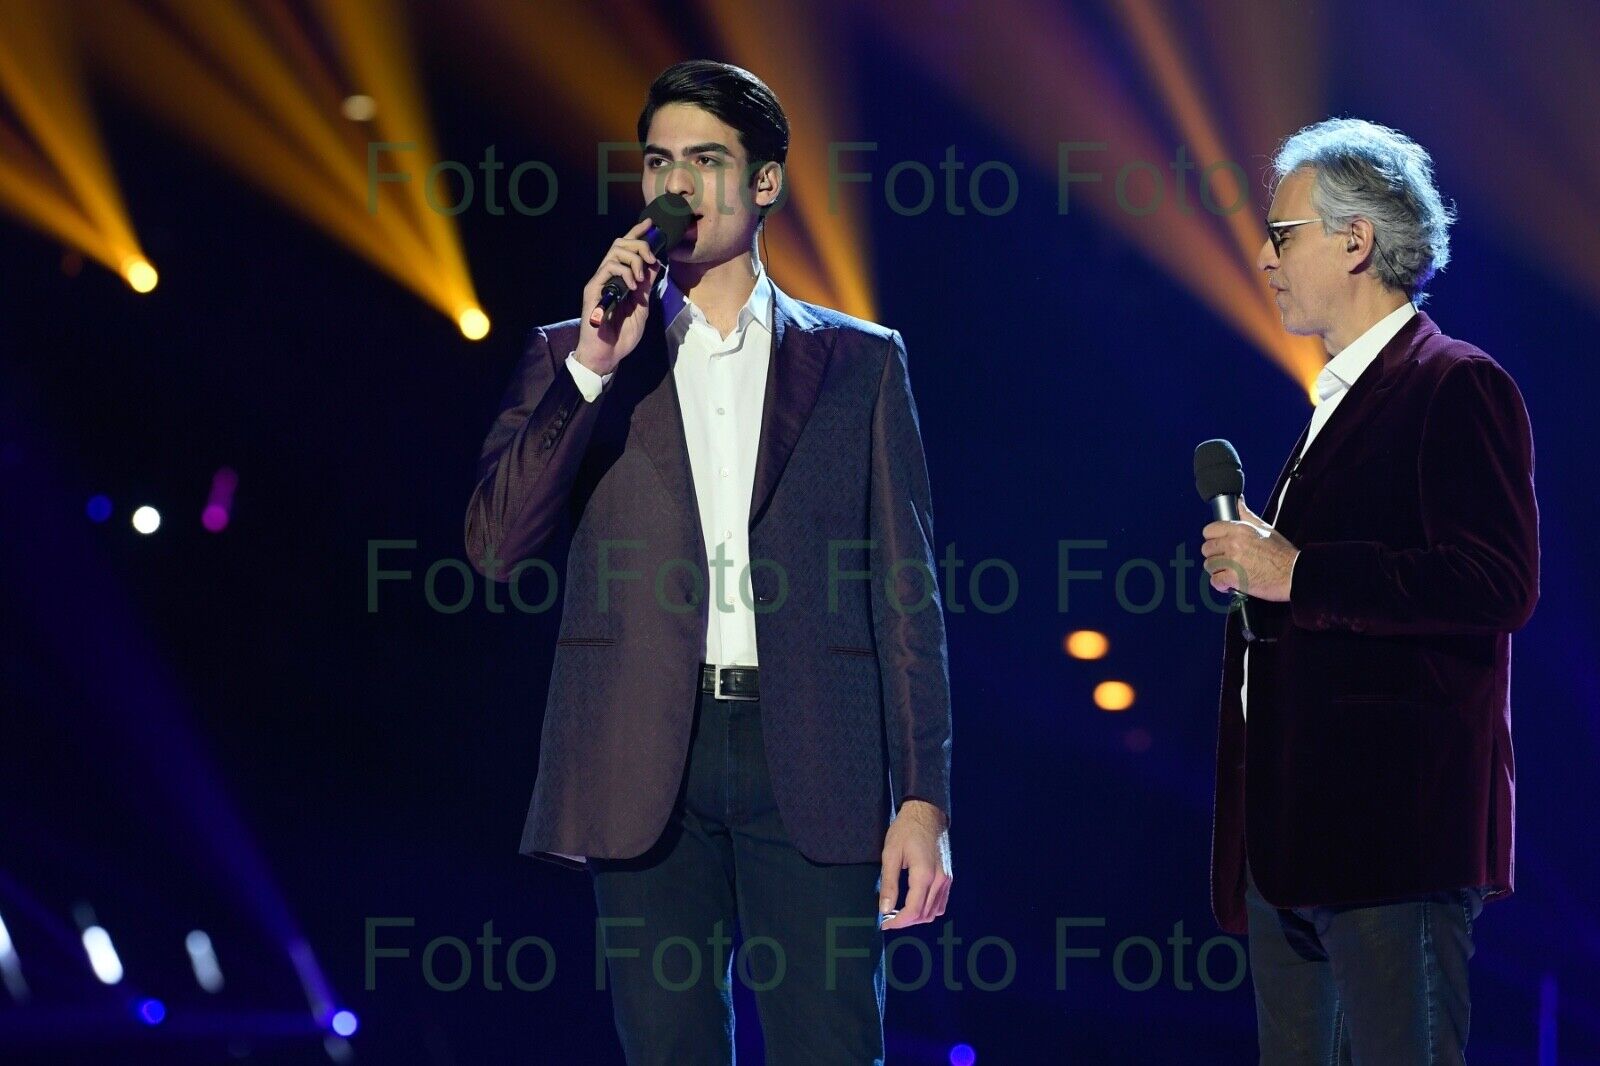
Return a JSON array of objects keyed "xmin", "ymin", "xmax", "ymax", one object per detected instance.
[
  {"xmin": 639, "ymin": 192, "xmax": 692, "ymax": 250},
  {"xmin": 1194, "ymin": 438, "xmax": 1245, "ymax": 500}
]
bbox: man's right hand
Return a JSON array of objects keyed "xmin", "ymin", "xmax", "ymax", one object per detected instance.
[{"xmin": 574, "ymin": 217, "xmax": 662, "ymax": 376}]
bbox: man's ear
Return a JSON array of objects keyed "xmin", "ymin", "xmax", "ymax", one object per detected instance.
[
  {"xmin": 752, "ymin": 160, "xmax": 784, "ymax": 209},
  {"xmin": 1346, "ymin": 217, "xmax": 1377, "ymax": 268}
]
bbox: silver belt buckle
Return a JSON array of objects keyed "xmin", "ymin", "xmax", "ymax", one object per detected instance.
[{"xmin": 713, "ymin": 667, "xmax": 757, "ymax": 701}]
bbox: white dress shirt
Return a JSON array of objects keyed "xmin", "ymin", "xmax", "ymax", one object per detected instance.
[
  {"xmin": 1241, "ymin": 301, "xmax": 1416, "ymax": 720},
  {"xmin": 565, "ymin": 268, "xmax": 774, "ymax": 668}
]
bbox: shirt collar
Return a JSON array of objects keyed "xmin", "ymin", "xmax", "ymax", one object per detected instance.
[
  {"xmin": 1315, "ymin": 301, "xmax": 1416, "ymax": 403},
  {"xmin": 659, "ymin": 266, "xmax": 773, "ymax": 342}
]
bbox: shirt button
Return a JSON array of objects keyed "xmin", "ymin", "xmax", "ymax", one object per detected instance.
[
  {"xmin": 720, "ymin": 466, "xmax": 729, "ymax": 477},
  {"xmin": 723, "ymin": 530, "xmax": 732, "ymax": 541},
  {"xmin": 717, "ymin": 407, "xmax": 726, "ymax": 415}
]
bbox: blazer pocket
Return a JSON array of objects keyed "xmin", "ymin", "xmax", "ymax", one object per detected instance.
[
  {"xmin": 827, "ymin": 645, "xmax": 876, "ymax": 658},
  {"xmin": 556, "ymin": 637, "xmax": 617, "ymax": 647}
]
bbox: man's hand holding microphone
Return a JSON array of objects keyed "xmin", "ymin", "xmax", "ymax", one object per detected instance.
[{"xmin": 573, "ymin": 192, "xmax": 692, "ymax": 377}]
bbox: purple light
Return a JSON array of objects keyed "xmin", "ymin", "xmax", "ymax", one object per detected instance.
[
  {"xmin": 1123, "ymin": 727, "xmax": 1153, "ymax": 753},
  {"xmin": 87, "ymin": 495, "xmax": 113, "ymax": 523},
  {"xmin": 137, "ymin": 998, "xmax": 166, "ymax": 1025},
  {"xmin": 202, "ymin": 466, "xmax": 238, "ymax": 533},
  {"xmin": 331, "ymin": 1009, "xmax": 358, "ymax": 1037},
  {"xmin": 950, "ymin": 1044, "xmax": 976, "ymax": 1066}
]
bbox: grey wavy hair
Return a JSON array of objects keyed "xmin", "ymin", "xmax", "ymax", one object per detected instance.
[{"xmin": 1272, "ymin": 118, "xmax": 1456, "ymax": 302}]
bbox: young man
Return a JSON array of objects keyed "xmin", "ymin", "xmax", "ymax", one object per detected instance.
[
  {"xmin": 1201, "ymin": 118, "xmax": 1538, "ymax": 1063},
  {"xmin": 465, "ymin": 60, "xmax": 953, "ymax": 1064}
]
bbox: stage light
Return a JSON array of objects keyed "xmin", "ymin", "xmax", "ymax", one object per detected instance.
[
  {"xmin": 122, "ymin": 256, "xmax": 158, "ymax": 293},
  {"xmin": 340, "ymin": 94, "xmax": 376, "ymax": 122},
  {"xmin": 331, "ymin": 1009, "xmax": 359, "ymax": 1037},
  {"xmin": 950, "ymin": 1044, "xmax": 977, "ymax": 1066},
  {"xmin": 131, "ymin": 505, "xmax": 160, "ymax": 534},
  {"xmin": 0, "ymin": 909, "xmax": 27, "ymax": 1002},
  {"xmin": 457, "ymin": 307, "xmax": 490, "ymax": 340},
  {"xmin": 80, "ymin": 925, "xmax": 124, "ymax": 984},
  {"xmin": 1063, "ymin": 630, "xmax": 1110, "ymax": 660},
  {"xmin": 185, "ymin": 929, "xmax": 225, "ymax": 993},
  {"xmin": 0, "ymin": 0, "xmax": 155, "ymax": 292},
  {"xmin": 82, "ymin": 0, "xmax": 486, "ymax": 336},
  {"xmin": 86, "ymin": 494, "xmax": 112, "ymax": 522},
  {"xmin": 203, "ymin": 465, "xmax": 237, "ymax": 533},
  {"xmin": 136, "ymin": 998, "xmax": 166, "ymax": 1025},
  {"xmin": 1094, "ymin": 681, "xmax": 1136, "ymax": 712}
]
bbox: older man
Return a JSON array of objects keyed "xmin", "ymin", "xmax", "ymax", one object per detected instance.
[{"xmin": 1201, "ymin": 119, "xmax": 1539, "ymax": 1063}]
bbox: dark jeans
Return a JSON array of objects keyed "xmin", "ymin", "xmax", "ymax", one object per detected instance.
[
  {"xmin": 1245, "ymin": 866, "xmax": 1482, "ymax": 1065},
  {"xmin": 590, "ymin": 689, "xmax": 885, "ymax": 1065}
]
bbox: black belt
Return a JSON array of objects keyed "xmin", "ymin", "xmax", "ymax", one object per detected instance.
[{"xmin": 700, "ymin": 664, "xmax": 760, "ymax": 701}]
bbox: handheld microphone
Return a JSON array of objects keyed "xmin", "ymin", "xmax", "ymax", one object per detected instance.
[
  {"xmin": 1194, "ymin": 438, "xmax": 1257, "ymax": 638},
  {"xmin": 1194, "ymin": 438, "xmax": 1244, "ymax": 522},
  {"xmin": 596, "ymin": 192, "xmax": 692, "ymax": 324}
]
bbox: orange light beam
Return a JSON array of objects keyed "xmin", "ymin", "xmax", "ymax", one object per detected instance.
[
  {"xmin": 0, "ymin": 0, "xmax": 152, "ymax": 282},
  {"xmin": 697, "ymin": 0, "xmax": 877, "ymax": 319},
  {"xmin": 872, "ymin": 0, "xmax": 1315, "ymax": 384}
]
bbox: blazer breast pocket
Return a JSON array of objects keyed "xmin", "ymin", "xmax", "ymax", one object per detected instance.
[{"xmin": 555, "ymin": 637, "xmax": 617, "ymax": 647}]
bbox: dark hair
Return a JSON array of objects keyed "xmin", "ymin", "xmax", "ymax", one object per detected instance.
[{"xmin": 636, "ymin": 60, "xmax": 789, "ymax": 173}]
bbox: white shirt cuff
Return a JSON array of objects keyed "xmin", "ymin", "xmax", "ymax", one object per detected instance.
[{"xmin": 565, "ymin": 351, "xmax": 613, "ymax": 403}]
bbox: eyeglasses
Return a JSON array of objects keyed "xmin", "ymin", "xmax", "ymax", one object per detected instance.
[{"xmin": 1266, "ymin": 217, "xmax": 1321, "ymax": 254}]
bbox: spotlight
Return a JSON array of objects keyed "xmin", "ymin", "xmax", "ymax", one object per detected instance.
[
  {"xmin": 331, "ymin": 1009, "xmax": 359, "ymax": 1037},
  {"xmin": 1063, "ymin": 630, "xmax": 1109, "ymax": 660},
  {"xmin": 202, "ymin": 466, "xmax": 238, "ymax": 532},
  {"xmin": 81, "ymin": 925, "xmax": 124, "ymax": 985},
  {"xmin": 0, "ymin": 910, "xmax": 29, "ymax": 1002},
  {"xmin": 86, "ymin": 494, "xmax": 113, "ymax": 522},
  {"xmin": 950, "ymin": 1044, "xmax": 977, "ymax": 1066},
  {"xmin": 185, "ymin": 929, "xmax": 225, "ymax": 993},
  {"xmin": 1093, "ymin": 681, "xmax": 1136, "ymax": 712},
  {"xmin": 136, "ymin": 998, "xmax": 166, "ymax": 1025},
  {"xmin": 122, "ymin": 257, "xmax": 159, "ymax": 293},
  {"xmin": 340, "ymin": 94, "xmax": 377, "ymax": 122},
  {"xmin": 457, "ymin": 307, "xmax": 490, "ymax": 340},
  {"xmin": 131, "ymin": 505, "xmax": 161, "ymax": 534}
]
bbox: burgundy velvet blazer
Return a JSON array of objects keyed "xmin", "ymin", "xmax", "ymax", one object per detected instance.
[
  {"xmin": 465, "ymin": 285, "xmax": 952, "ymax": 868},
  {"xmin": 1211, "ymin": 311, "xmax": 1539, "ymax": 933}
]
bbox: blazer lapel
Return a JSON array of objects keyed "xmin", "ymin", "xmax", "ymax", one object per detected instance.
[
  {"xmin": 1262, "ymin": 419, "xmax": 1311, "ymax": 523},
  {"xmin": 749, "ymin": 288, "xmax": 832, "ymax": 529},
  {"xmin": 1274, "ymin": 311, "xmax": 1435, "ymax": 528}
]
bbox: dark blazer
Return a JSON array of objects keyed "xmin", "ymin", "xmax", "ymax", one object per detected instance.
[
  {"xmin": 466, "ymin": 283, "xmax": 952, "ymax": 868},
  {"xmin": 1211, "ymin": 310, "xmax": 1539, "ymax": 933}
]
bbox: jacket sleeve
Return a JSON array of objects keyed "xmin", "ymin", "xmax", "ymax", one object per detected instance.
[
  {"xmin": 464, "ymin": 327, "xmax": 606, "ymax": 581},
  {"xmin": 1290, "ymin": 356, "xmax": 1539, "ymax": 636},
  {"xmin": 868, "ymin": 329, "xmax": 954, "ymax": 824}
]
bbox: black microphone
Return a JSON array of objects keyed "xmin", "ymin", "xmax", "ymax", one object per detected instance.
[
  {"xmin": 1194, "ymin": 438, "xmax": 1245, "ymax": 523},
  {"xmin": 596, "ymin": 192, "xmax": 692, "ymax": 324},
  {"xmin": 1194, "ymin": 438, "xmax": 1258, "ymax": 638}
]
